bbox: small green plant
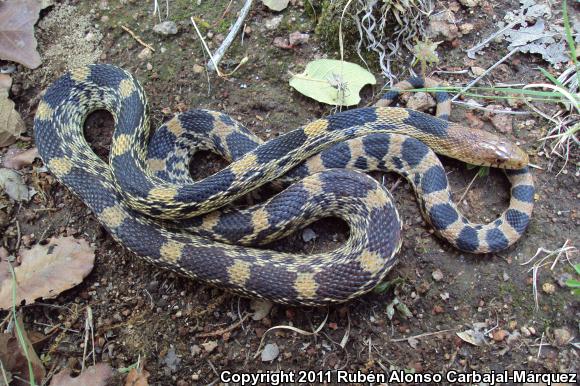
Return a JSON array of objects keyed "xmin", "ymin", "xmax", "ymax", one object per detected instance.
[
  {"xmin": 565, "ymin": 264, "xmax": 580, "ymax": 296},
  {"xmin": 466, "ymin": 164, "xmax": 490, "ymax": 178},
  {"xmin": 412, "ymin": 39, "xmax": 440, "ymax": 80}
]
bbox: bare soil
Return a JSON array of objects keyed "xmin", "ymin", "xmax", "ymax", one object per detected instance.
[{"xmin": 1, "ymin": 0, "xmax": 578, "ymax": 385}]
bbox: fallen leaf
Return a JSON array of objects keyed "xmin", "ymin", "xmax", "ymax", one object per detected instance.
[
  {"xmin": 0, "ymin": 316, "xmax": 46, "ymax": 385},
  {"xmin": 3, "ymin": 147, "xmax": 39, "ymax": 169},
  {"xmin": 0, "ymin": 236, "xmax": 95, "ymax": 310},
  {"xmin": 261, "ymin": 343, "xmax": 279, "ymax": 362},
  {"xmin": 0, "ymin": 168, "xmax": 35, "ymax": 201},
  {"xmin": 0, "ymin": 74, "xmax": 25, "ymax": 147},
  {"xmin": 250, "ymin": 299, "xmax": 273, "ymax": 321},
  {"xmin": 0, "ymin": 0, "xmax": 42, "ymax": 69},
  {"xmin": 49, "ymin": 363, "xmax": 113, "ymax": 386},
  {"xmin": 456, "ymin": 329, "xmax": 485, "ymax": 346},
  {"xmin": 262, "ymin": 0, "xmax": 290, "ymax": 12},
  {"xmin": 124, "ymin": 367, "xmax": 150, "ymax": 386},
  {"xmin": 289, "ymin": 59, "xmax": 376, "ymax": 106}
]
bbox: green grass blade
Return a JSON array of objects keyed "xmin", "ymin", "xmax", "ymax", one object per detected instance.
[
  {"xmin": 562, "ymin": 0, "xmax": 580, "ymax": 85},
  {"xmin": 9, "ymin": 265, "xmax": 36, "ymax": 386},
  {"xmin": 538, "ymin": 67, "xmax": 563, "ymax": 87}
]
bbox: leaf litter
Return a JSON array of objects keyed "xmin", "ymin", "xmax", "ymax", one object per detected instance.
[
  {"xmin": 0, "ymin": 168, "xmax": 35, "ymax": 202},
  {"xmin": 0, "ymin": 74, "xmax": 25, "ymax": 147},
  {"xmin": 49, "ymin": 363, "xmax": 113, "ymax": 386},
  {"xmin": 0, "ymin": 236, "xmax": 95, "ymax": 310},
  {"xmin": 0, "ymin": 0, "xmax": 42, "ymax": 69},
  {"xmin": 0, "ymin": 316, "xmax": 46, "ymax": 385}
]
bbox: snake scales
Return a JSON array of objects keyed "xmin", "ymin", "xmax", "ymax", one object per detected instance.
[{"xmin": 33, "ymin": 64, "xmax": 534, "ymax": 306}]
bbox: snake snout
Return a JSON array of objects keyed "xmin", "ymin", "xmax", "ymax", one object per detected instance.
[{"xmin": 493, "ymin": 139, "xmax": 529, "ymax": 169}]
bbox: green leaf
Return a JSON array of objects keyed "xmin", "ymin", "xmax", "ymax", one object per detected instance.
[
  {"xmin": 573, "ymin": 263, "xmax": 580, "ymax": 275},
  {"xmin": 262, "ymin": 0, "xmax": 290, "ymax": 12},
  {"xmin": 290, "ymin": 59, "xmax": 376, "ymax": 106},
  {"xmin": 565, "ymin": 279, "xmax": 580, "ymax": 288}
]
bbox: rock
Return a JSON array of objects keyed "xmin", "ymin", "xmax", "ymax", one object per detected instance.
[
  {"xmin": 146, "ymin": 62, "xmax": 153, "ymax": 71},
  {"xmin": 302, "ymin": 228, "xmax": 317, "ymax": 242},
  {"xmin": 192, "ymin": 64, "xmax": 204, "ymax": 74},
  {"xmin": 201, "ymin": 340, "xmax": 218, "ymax": 353},
  {"xmin": 471, "ymin": 66, "xmax": 486, "ymax": 76},
  {"xmin": 432, "ymin": 269, "xmax": 444, "ymax": 282},
  {"xmin": 163, "ymin": 347, "xmax": 181, "ymax": 373},
  {"xmin": 406, "ymin": 92, "xmax": 436, "ymax": 112},
  {"xmin": 465, "ymin": 111, "xmax": 484, "ymax": 129},
  {"xmin": 492, "ymin": 329, "xmax": 508, "ymax": 342},
  {"xmin": 553, "ymin": 328, "xmax": 572, "ymax": 346},
  {"xmin": 426, "ymin": 10, "xmax": 459, "ymax": 41},
  {"xmin": 153, "ymin": 21, "xmax": 178, "ymax": 35},
  {"xmin": 542, "ymin": 282, "xmax": 556, "ymax": 294},
  {"xmin": 459, "ymin": 23, "xmax": 474, "ymax": 34},
  {"xmin": 289, "ymin": 31, "xmax": 309, "ymax": 45},
  {"xmin": 137, "ymin": 47, "xmax": 152, "ymax": 60},
  {"xmin": 459, "ymin": 0, "xmax": 480, "ymax": 7},
  {"xmin": 484, "ymin": 105, "xmax": 513, "ymax": 133},
  {"xmin": 261, "ymin": 343, "xmax": 279, "ymax": 362},
  {"xmin": 273, "ymin": 37, "xmax": 291, "ymax": 49},
  {"xmin": 250, "ymin": 299, "xmax": 273, "ymax": 321},
  {"xmin": 264, "ymin": 15, "xmax": 283, "ymax": 30}
]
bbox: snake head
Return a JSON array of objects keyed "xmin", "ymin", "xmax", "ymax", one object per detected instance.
[{"xmin": 477, "ymin": 137, "xmax": 529, "ymax": 169}]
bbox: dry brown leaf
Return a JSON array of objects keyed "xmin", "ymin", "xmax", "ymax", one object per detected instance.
[
  {"xmin": 0, "ymin": 316, "xmax": 46, "ymax": 385},
  {"xmin": 0, "ymin": 74, "xmax": 25, "ymax": 147},
  {"xmin": 124, "ymin": 367, "xmax": 150, "ymax": 386},
  {"xmin": 0, "ymin": 0, "xmax": 42, "ymax": 69},
  {"xmin": 0, "ymin": 236, "xmax": 95, "ymax": 310},
  {"xmin": 3, "ymin": 147, "xmax": 39, "ymax": 169},
  {"xmin": 49, "ymin": 363, "xmax": 113, "ymax": 386}
]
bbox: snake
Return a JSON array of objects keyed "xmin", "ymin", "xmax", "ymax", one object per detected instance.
[{"xmin": 33, "ymin": 64, "xmax": 534, "ymax": 306}]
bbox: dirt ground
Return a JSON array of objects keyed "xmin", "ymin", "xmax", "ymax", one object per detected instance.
[{"xmin": 1, "ymin": 0, "xmax": 579, "ymax": 385}]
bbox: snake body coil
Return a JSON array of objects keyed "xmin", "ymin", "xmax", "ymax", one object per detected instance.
[{"xmin": 34, "ymin": 65, "xmax": 534, "ymax": 305}]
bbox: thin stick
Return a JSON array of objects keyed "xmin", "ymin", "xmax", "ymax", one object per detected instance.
[
  {"xmin": 196, "ymin": 313, "xmax": 250, "ymax": 338},
  {"xmin": 451, "ymin": 48, "xmax": 518, "ymax": 102},
  {"xmin": 207, "ymin": 0, "xmax": 253, "ymax": 72},
  {"xmin": 458, "ymin": 170, "xmax": 480, "ymax": 204},
  {"xmin": 121, "ymin": 25, "xmax": 156, "ymax": 52}
]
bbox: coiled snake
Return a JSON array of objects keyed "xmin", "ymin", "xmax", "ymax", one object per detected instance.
[{"xmin": 34, "ymin": 65, "xmax": 534, "ymax": 306}]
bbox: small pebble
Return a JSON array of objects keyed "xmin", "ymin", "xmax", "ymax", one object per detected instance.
[
  {"xmin": 542, "ymin": 282, "xmax": 556, "ymax": 294},
  {"xmin": 302, "ymin": 228, "xmax": 317, "ymax": 242},
  {"xmin": 261, "ymin": 343, "xmax": 279, "ymax": 362},
  {"xmin": 264, "ymin": 15, "xmax": 283, "ymax": 30},
  {"xmin": 138, "ymin": 47, "xmax": 152, "ymax": 60},
  {"xmin": 492, "ymin": 329, "xmax": 508, "ymax": 342},
  {"xmin": 153, "ymin": 21, "xmax": 178, "ymax": 35},
  {"xmin": 553, "ymin": 328, "xmax": 571, "ymax": 346},
  {"xmin": 432, "ymin": 269, "xmax": 444, "ymax": 282}
]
